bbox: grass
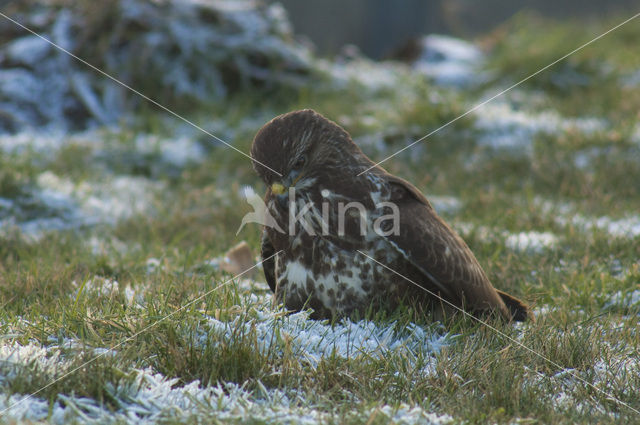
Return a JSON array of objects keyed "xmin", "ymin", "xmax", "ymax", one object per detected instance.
[{"xmin": 1, "ymin": 12, "xmax": 640, "ymax": 425}]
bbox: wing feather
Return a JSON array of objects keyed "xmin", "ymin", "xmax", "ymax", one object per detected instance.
[
  {"xmin": 260, "ymin": 228, "xmax": 277, "ymax": 293},
  {"xmin": 381, "ymin": 173, "xmax": 529, "ymax": 320}
]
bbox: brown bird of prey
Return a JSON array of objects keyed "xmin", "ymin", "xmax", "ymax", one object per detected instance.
[{"xmin": 251, "ymin": 109, "xmax": 531, "ymax": 321}]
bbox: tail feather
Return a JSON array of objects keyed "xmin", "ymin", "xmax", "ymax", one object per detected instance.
[{"xmin": 497, "ymin": 290, "xmax": 533, "ymax": 322}]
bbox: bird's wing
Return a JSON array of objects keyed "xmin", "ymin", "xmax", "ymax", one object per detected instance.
[
  {"xmin": 380, "ymin": 173, "xmax": 529, "ymax": 320},
  {"xmin": 261, "ymin": 228, "xmax": 277, "ymax": 293}
]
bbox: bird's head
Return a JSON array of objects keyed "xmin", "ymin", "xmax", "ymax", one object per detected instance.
[{"xmin": 250, "ymin": 109, "xmax": 369, "ymax": 197}]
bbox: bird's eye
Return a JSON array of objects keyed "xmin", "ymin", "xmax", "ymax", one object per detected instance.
[{"xmin": 293, "ymin": 155, "xmax": 306, "ymax": 170}]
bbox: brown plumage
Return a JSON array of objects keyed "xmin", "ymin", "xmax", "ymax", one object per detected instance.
[{"xmin": 251, "ymin": 109, "xmax": 531, "ymax": 321}]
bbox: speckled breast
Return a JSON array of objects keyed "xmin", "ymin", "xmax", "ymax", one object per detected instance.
[
  {"xmin": 266, "ymin": 175, "xmax": 419, "ymax": 319},
  {"xmin": 273, "ymin": 239, "xmax": 389, "ymax": 318}
]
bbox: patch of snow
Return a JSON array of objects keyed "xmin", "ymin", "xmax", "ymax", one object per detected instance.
[
  {"xmin": 0, "ymin": 320, "xmax": 451, "ymax": 424},
  {"xmin": 0, "ymin": 188, "xmax": 88, "ymax": 240},
  {"xmin": 560, "ymin": 214, "xmax": 640, "ymax": 239},
  {"xmin": 572, "ymin": 145, "xmax": 627, "ymax": 170},
  {"xmin": 454, "ymin": 221, "xmax": 558, "ymax": 253},
  {"xmin": 0, "ymin": 343, "xmax": 67, "ymax": 381},
  {"xmin": 351, "ymin": 120, "xmax": 429, "ymax": 154},
  {"xmin": 428, "ymin": 195, "xmax": 462, "ymax": 215},
  {"xmin": 533, "ymin": 197, "xmax": 640, "ymax": 239},
  {"xmin": 133, "ymin": 134, "xmax": 206, "ymax": 167},
  {"xmin": 376, "ymin": 405, "xmax": 453, "ymax": 424},
  {"xmin": 0, "ymin": 130, "xmax": 212, "ymax": 184},
  {"xmin": 123, "ymin": 285, "xmax": 136, "ymax": 306},
  {"xmin": 204, "ymin": 308, "xmax": 450, "ymax": 370},
  {"xmin": 520, "ymin": 337, "xmax": 639, "ymax": 415},
  {"xmin": 420, "ymin": 35, "xmax": 481, "ymax": 64},
  {"xmin": 0, "ymin": 52, "xmax": 78, "ymax": 132},
  {"xmin": 0, "ymin": 129, "xmax": 210, "ymax": 169},
  {"xmin": 549, "ymin": 355, "xmax": 640, "ymax": 414},
  {"xmin": 0, "ymin": 131, "xmax": 89, "ymax": 155},
  {"xmin": 146, "ymin": 258, "xmax": 163, "ymax": 274},
  {"xmin": 533, "ymin": 305, "xmax": 557, "ymax": 318},
  {"xmin": 452, "ymin": 221, "xmax": 493, "ymax": 240},
  {"xmin": 87, "ymin": 235, "xmax": 133, "ymax": 257},
  {"xmin": 236, "ymin": 277, "xmax": 269, "ymax": 292},
  {"xmin": 412, "ymin": 35, "xmax": 485, "ymax": 87},
  {"xmin": 36, "ymin": 171, "xmax": 162, "ymax": 224},
  {"xmin": 71, "ymin": 276, "xmax": 142, "ymax": 306},
  {"xmin": 319, "ymin": 59, "xmax": 404, "ymax": 92},
  {"xmin": 621, "ymin": 69, "xmax": 640, "ymax": 88},
  {"xmin": 0, "ymin": 362, "xmax": 453, "ymax": 424},
  {"xmin": 533, "ymin": 197, "xmax": 573, "ymax": 217},
  {"xmin": 76, "ymin": 277, "xmax": 120, "ymax": 298},
  {"xmin": 4, "ymin": 35, "xmax": 52, "ymax": 67},
  {"xmin": 0, "ymin": 171, "xmax": 162, "ymax": 240},
  {"xmin": 473, "ymin": 101, "xmax": 606, "ymax": 154},
  {"xmin": 573, "ymin": 150, "xmax": 592, "ymax": 170},
  {"xmin": 71, "ymin": 277, "xmax": 142, "ymax": 306},
  {"xmin": 604, "ymin": 289, "xmax": 640, "ymax": 310},
  {"xmin": 505, "ymin": 231, "xmax": 558, "ymax": 253},
  {"xmin": 0, "ymin": 198, "xmax": 13, "ymax": 210}
]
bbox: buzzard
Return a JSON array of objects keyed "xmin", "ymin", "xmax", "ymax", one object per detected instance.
[{"xmin": 251, "ymin": 109, "xmax": 531, "ymax": 321}]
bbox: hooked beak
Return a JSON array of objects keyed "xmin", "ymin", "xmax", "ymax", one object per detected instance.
[{"xmin": 270, "ymin": 170, "xmax": 305, "ymax": 196}]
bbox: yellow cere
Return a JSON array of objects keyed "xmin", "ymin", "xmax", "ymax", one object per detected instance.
[{"xmin": 271, "ymin": 183, "xmax": 286, "ymax": 195}]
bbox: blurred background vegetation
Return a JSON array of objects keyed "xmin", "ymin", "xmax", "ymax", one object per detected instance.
[{"xmin": 270, "ymin": 0, "xmax": 638, "ymax": 58}]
